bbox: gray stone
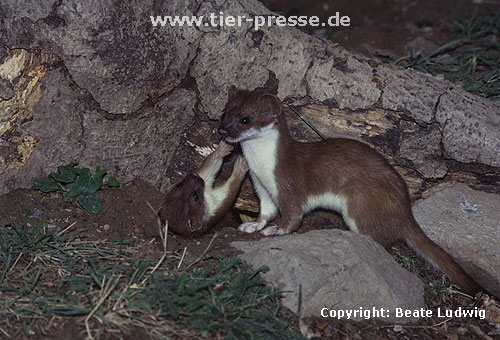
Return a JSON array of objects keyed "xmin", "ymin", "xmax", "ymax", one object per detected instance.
[
  {"xmin": 379, "ymin": 63, "xmax": 500, "ymax": 169},
  {"xmin": 436, "ymin": 89, "xmax": 500, "ymax": 167},
  {"xmin": 379, "ymin": 64, "xmax": 447, "ymax": 124},
  {"xmin": 0, "ymin": 68, "xmax": 197, "ymax": 194},
  {"xmin": 232, "ymin": 229, "xmax": 425, "ymax": 323},
  {"xmin": 306, "ymin": 49, "xmax": 381, "ymax": 110},
  {"xmin": 0, "ymin": 0, "xmax": 201, "ymax": 115},
  {"xmin": 398, "ymin": 125, "xmax": 448, "ymax": 179},
  {"xmin": 190, "ymin": 0, "xmax": 275, "ymax": 118},
  {"xmin": 413, "ymin": 183, "xmax": 500, "ymax": 297},
  {"xmin": 404, "ymin": 37, "xmax": 439, "ymax": 58}
]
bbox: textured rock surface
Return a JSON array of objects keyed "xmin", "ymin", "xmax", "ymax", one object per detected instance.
[
  {"xmin": 1, "ymin": 0, "xmax": 499, "ymax": 196},
  {"xmin": 413, "ymin": 183, "xmax": 500, "ymax": 297},
  {"xmin": 436, "ymin": 90, "xmax": 500, "ymax": 167},
  {"xmin": 306, "ymin": 49, "xmax": 381, "ymax": 110},
  {"xmin": 0, "ymin": 0, "xmax": 201, "ymax": 115},
  {"xmin": 377, "ymin": 64, "xmax": 446, "ymax": 124},
  {"xmin": 232, "ymin": 230, "xmax": 425, "ymax": 323},
  {"xmin": 0, "ymin": 58, "xmax": 197, "ymax": 194},
  {"xmin": 398, "ymin": 125, "xmax": 448, "ymax": 179}
]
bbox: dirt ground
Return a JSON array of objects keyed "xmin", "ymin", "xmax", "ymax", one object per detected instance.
[
  {"xmin": 266, "ymin": 0, "xmax": 498, "ymax": 60},
  {"xmin": 1, "ymin": 0, "xmax": 499, "ymax": 339},
  {"xmin": 0, "ymin": 179, "xmax": 346, "ymax": 263},
  {"xmin": 1, "ymin": 179, "xmax": 498, "ymax": 339}
]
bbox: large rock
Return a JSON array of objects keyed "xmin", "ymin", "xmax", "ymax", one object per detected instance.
[
  {"xmin": 0, "ymin": 0, "xmax": 201, "ymax": 115},
  {"xmin": 1, "ymin": 0, "xmax": 499, "ymax": 196},
  {"xmin": 232, "ymin": 229, "xmax": 425, "ymax": 323},
  {"xmin": 413, "ymin": 183, "xmax": 500, "ymax": 297},
  {"xmin": 0, "ymin": 54, "xmax": 197, "ymax": 194},
  {"xmin": 436, "ymin": 90, "xmax": 500, "ymax": 167}
]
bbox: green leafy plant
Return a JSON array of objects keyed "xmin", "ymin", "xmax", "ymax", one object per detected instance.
[{"xmin": 33, "ymin": 163, "xmax": 119, "ymax": 214}]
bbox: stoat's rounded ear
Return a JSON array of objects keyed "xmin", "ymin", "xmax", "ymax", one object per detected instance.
[
  {"xmin": 257, "ymin": 94, "xmax": 282, "ymax": 117},
  {"xmin": 227, "ymin": 85, "xmax": 239, "ymax": 101}
]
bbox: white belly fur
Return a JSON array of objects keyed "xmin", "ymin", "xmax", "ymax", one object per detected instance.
[{"xmin": 303, "ymin": 193, "xmax": 359, "ymax": 233}]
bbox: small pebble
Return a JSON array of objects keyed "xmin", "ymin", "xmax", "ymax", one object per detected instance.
[
  {"xmin": 28, "ymin": 208, "xmax": 44, "ymax": 219},
  {"xmin": 393, "ymin": 325, "xmax": 404, "ymax": 332}
]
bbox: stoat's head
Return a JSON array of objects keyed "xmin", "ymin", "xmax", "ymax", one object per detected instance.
[
  {"xmin": 219, "ymin": 86, "xmax": 282, "ymax": 143},
  {"xmin": 158, "ymin": 173, "xmax": 206, "ymax": 237}
]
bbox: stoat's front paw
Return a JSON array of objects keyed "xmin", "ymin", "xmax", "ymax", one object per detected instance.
[
  {"xmin": 261, "ymin": 225, "xmax": 288, "ymax": 236},
  {"xmin": 238, "ymin": 221, "xmax": 266, "ymax": 233},
  {"xmin": 215, "ymin": 140, "xmax": 233, "ymax": 158}
]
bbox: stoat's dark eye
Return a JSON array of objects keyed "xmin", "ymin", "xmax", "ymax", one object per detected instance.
[
  {"xmin": 193, "ymin": 191, "xmax": 200, "ymax": 202},
  {"xmin": 240, "ymin": 117, "xmax": 249, "ymax": 125}
]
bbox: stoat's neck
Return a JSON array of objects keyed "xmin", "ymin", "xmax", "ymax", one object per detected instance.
[
  {"xmin": 241, "ymin": 123, "xmax": 280, "ymax": 200},
  {"xmin": 203, "ymin": 194, "xmax": 215, "ymax": 221},
  {"xmin": 240, "ymin": 124, "xmax": 279, "ymax": 169}
]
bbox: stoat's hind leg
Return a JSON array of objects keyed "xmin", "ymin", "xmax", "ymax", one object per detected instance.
[{"xmin": 261, "ymin": 201, "xmax": 302, "ymax": 236}]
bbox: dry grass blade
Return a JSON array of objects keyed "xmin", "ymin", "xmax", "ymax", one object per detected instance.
[
  {"xmin": 141, "ymin": 201, "xmax": 169, "ymax": 286},
  {"xmin": 7, "ymin": 251, "xmax": 23, "ymax": 277},
  {"xmin": 0, "ymin": 327, "xmax": 10, "ymax": 338},
  {"xmin": 112, "ymin": 267, "xmax": 140, "ymax": 311},
  {"xmin": 56, "ymin": 221, "xmax": 78, "ymax": 236},
  {"xmin": 185, "ymin": 232, "xmax": 218, "ymax": 270},
  {"xmin": 85, "ymin": 275, "xmax": 121, "ymax": 340},
  {"xmin": 177, "ymin": 247, "xmax": 187, "ymax": 269},
  {"xmin": 382, "ymin": 317, "xmax": 454, "ymax": 329}
]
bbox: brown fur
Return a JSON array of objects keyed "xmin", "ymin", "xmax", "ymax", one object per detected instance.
[
  {"xmin": 219, "ymin": 88, "xmax": 481, "ymax": 295},
  {"xmin": 158, "ymin": 142, "xmax": 248, "ymax": 237}
]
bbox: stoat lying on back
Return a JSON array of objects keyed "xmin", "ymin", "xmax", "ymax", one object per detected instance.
[
  {"xmin": 218, "ymin": 86, "xmax": 481, "ymax": 296},
  {"xmin": 158, "ymin": 141, "xmax": 248, "ymax": 236}
]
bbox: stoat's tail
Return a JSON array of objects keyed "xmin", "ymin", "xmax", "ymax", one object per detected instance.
[{"xmin": 403, "ymin": 221, "xmax": 481, "ymax": 296}]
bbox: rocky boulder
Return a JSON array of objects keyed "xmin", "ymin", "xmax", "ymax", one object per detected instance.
[
  {"xmin": 231, "ymin": 229, "xmax": 425, "ymax": 323},
  {"xmin": 413, "ymin": 183, "xmax": 500, "ymax": 297}
]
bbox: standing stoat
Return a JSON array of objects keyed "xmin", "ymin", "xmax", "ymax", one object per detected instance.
[
  {"xmin": 158, "ymin": 141, "xmax": 248, "ymax": 236},
  {"xmin": 218, "ymin": 86, "xmax": 481, "ymax": 295}
]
